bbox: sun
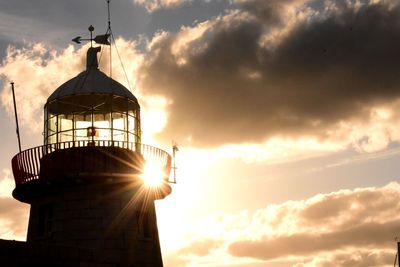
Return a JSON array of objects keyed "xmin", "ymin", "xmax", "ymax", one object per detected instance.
[{"xmin": 141, "ymin": 161, "xmax": 165, "ymax": 187}]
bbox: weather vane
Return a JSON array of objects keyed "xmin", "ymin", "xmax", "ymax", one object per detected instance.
[
  {"xmin": 72, "ymin": 25, "xmax": 110, "ymax": 46},
  {"xmin": 71, "ymin": 1, "xmax": 117, "ymax": 78}
]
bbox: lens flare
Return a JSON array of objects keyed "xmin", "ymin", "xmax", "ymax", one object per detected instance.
[{"xmin": 141, "ymin": 161, "xmax": 165, "ymax": 187}]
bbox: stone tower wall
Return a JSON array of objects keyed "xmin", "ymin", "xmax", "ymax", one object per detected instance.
[{"xmin": 26, "ymin": 181, "xmax": 164, "ymax": 267}]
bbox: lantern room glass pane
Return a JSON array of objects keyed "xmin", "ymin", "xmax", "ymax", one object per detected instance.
[
  {"xmin": 93, "ymin": 113, "xmax": 111, "ymax": 140},
  {"xmin": 112, "ymin": 112, "xmax": 127, "ymax": 142},
  {"xmin": 113, "ymin": 129, "xmax": 127, "ymax": 142},
  {"xmin": 129, "ymin": 133, "xmax": 135, "ymax": 144},
  {"xmin": 112, "ymin": 112, "xmax": 126, "ymax": 129},
  {"xmin": 48, "ymin": 133, "xmax": 56, "ymax": 144},
  {"xmin": 75, "ymin": 114, "xmax": 92, "ymax": 141},
  {"xmin": 128, "ymin": 115, "xmax": 135, "ymax": 132},
  {"xmin": 48, "ymin": 114, "xmax": 57, "ymax": 136},
  {"xmin": 58, "ymin": 114, "xmax": 73, "ymax": 142}
]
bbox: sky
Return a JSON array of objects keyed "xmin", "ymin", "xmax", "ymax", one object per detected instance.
[{"xmin": 1, "ymin": 0, "xmax": 400, "ymax": 266}]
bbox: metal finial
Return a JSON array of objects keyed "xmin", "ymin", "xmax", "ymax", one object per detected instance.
[{"xmin": 89, "ymin": 25, "xmax": 94, "ymax": 47}]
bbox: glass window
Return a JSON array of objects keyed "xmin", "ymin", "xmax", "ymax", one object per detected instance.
[
  {"xmin": 59, "ymin": 131, "xmax": 73, "ymax": 142},
  {"xmin": 75, "ymin": 114, "xmax": 92, "ymax": 141},
  {"xmin": 113, "ymin": 129, "xmax": 126, "ymax": 142},
  {"xmin": 94, "ymin": 113, "xmax": 111, "ymax": 140},
  {"xmin": 59, "ymin": 114, "xmax": 73, "ymax": 142},
  {"xmin": 59, "ymin": 114, "xmax": 73, "ymax": 131},
  {"xmin": 128, "ymin": 114, "xmax": 135, "ymax": 133},
  {"xmin": 48, "ymin": 133, "xmax": 57, "ymax": 144},
  {"xmin": 48, "ymin": 114, "xmax": 57, "ymax": 136},
  {"xmin": 46, "ymin": 114, "xmax": 57, "ymax": 144},
  {"xmin": 112, "ymin": 112, "xmax": 127, "ymax": 142},
  {"xmin": 112, "ymin": 112, "xmax": 126, "ymax": 130},
  {"xmin": 129, "ymin": 133, "xmax": 135, "ymax": 144}
]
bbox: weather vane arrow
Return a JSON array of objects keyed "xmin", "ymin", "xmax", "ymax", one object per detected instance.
[
  {"xmin": 72, "ymin": 36, "xmax": 82, "ymax": 44},
  {"xmin": 72, "ymin": 25, "xmax": 110, "ymax": 45}
]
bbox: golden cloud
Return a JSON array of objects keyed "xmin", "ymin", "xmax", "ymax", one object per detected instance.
[{"xmin": 165, "ymin": 182, "xmax": 400, "ymax": 266}]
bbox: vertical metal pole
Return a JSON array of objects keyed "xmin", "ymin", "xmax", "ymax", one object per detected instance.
[
  {"xmin": 172, "ymin": 142, "xmax": 178, "ymax": 184},
  {"xmin": 107, "ymin": 0, "xmax": 111, "ymax": 29},
  {"xmin": 173, "ymin": 147, "xmax": 176, "ymax": 183},
  {"xmin": 107, "ymin": 0, "xmax": 112, "ymax": 78},
  {"xmin": 72, "ymin": 113, "xmax": 75, "ymax": 144},
  {"xmin": 397, "ymin": 241, "xmax": 400, "ymax": 267},
  {"xmin": 126, "ymin": 108, "xmax": 129, "ymax": 145},
  {"xmin": 10, "ymin": 82, "xmax": 22, "ymax": 153}
]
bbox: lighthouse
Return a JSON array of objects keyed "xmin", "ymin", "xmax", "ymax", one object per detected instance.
[{"xmin": 8, "ymin": 44, "xmax": 173, "ymax": 266}]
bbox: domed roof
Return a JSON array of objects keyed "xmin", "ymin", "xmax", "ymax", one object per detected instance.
[
  {"xmin": 47, "ymin": 46, "xmax": 136, "ymax": 103},
  {"xmin": 47, "ymin": 68, "xmax": 136, "ymax": 102}
]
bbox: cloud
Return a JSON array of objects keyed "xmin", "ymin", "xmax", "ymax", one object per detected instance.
[
  {"xmin": 177, "ymin": 238, "xmax": 222, "ymax": 256},
  {"xmin": 0, "ymin": 170, "xmax": 29, "ymax": 241},
  {"xmin": 165, "ymin": 182, "xmax": 400, "ymax": 266},
  {"xmin": 134, "ymin": 0, "xmax": 190, "ymax": 12},
  {"xmin": 296, "ymin": 250, "xmax": 395, "ymax": 267},
  {"xmin": 233, "ymin": 0, "xmax": 309, "ymax": 26},
  {"xmin": 229, "ymin": 219, "xmax": 400, "ymax": 260},
  {"xmin": 0, "ymin": 196, "xmax": 29, "ymax": 241},
  {"xmin": 163, "ymin": 239, "xmax": 223, "ymax": 267},
  {"xmin": 228, "ymin": 182, "xmax": 400, "ymax": 261},
  {"xmin": 138, "ymin": 0, "xmax": 400, "ymax": 150},
  {"xmin": 0, "ymin": 169, "xmax": 15, "ymax": 197},
  {"xmin": 0, "ymin": 43, "xmax": 86, "ymax": 132}
]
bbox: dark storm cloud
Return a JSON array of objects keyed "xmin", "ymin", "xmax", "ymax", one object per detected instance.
[
  {"xmin": 139, "ymin": 0, "xmax": 400, "ymax": 146},
  {"xmin": 234, "ymin": 0, "xmax": 306, "ymax": 25}
]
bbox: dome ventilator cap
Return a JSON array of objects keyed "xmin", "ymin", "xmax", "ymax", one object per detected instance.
[{"xmin": 87, "ymin": 47, "xmax": 101, "ymax": 70}]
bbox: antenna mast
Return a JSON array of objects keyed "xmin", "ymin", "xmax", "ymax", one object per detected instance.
[
  {"xmin": 172, "ymin": 141, "xmax": 179, "ymax": 183},
  {"xmin": 105, "ymin": 0, "xmax": 133, "ymax": 91},
  {"xmin": 10, "ymin": 82, "xmax": 22, "ymax": 153},
  {"xmin": 107, "ymin": 0, "xmax": 112, "ymax": 78}
]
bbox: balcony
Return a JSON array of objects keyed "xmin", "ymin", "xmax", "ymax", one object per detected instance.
[{"xmin": 12, "ymin": 140, "xmax": 172, "ymax": 187}]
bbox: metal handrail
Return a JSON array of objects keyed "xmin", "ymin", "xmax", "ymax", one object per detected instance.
[{"xmin": 12, "ymin": 141, "xmax": 171, "ymax": 186}]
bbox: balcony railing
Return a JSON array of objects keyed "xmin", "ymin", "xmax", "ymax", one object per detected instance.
[{"xmin": 12, "ymin": 140, "xmax": 172, "ymax": 186}]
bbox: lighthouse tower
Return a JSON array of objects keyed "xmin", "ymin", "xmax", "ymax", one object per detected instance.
[{"xmin": 10, "ymin": 46, "xmax": 172, "ymax": 266}]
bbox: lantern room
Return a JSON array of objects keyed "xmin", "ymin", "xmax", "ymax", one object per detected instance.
[{"xmin": 44, "ymin": 47, "xmax": 141, "ymax": 146}]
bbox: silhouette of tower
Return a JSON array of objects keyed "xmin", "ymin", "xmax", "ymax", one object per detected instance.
[{"xmin": 10, "ymin": 46, "xmax": 172, "ymax": 266}]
